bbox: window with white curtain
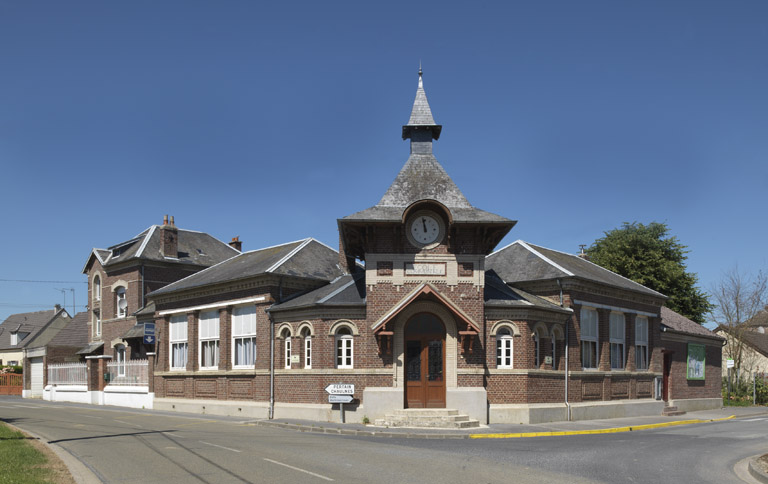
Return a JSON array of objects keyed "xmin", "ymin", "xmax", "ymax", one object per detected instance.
[
  {"xmin": 496, "ymin": 327, "xmax": 513, "ymax": 368},
  {"xmin": 94, "ymin": 275, "xmax": 101, "ymax": 302},
  {"xmin": 198, "ymin": 310, "xmax": 220, "ymax": 370},
  {"xmin": 232, "ymin": 306, "xmax": 256, "ymax": 368},
  {"xmin": 336, "ymin": 327, "xmax": 353, "ymax": 369},
  {"xmin": 169, "ymin": 314, "xmax": 188, "ymax": 370},
  {"xmin": 581, "ymin": 307, "xmax": 598, "ymax": 369},
  {"xmin": 610, "ymin": 312, "xmax": 626, "ymax": 370},
  {"xmin": 635, "ymin": 316, "xmax": 649, "ymax": 370}
]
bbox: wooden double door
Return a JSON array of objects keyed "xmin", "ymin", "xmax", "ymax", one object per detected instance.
[{"xmin": 405, "ymin": 313, "xmax": 446, "ymax": 408}]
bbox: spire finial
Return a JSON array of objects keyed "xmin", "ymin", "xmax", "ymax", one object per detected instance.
[{"xmin": 418, "ymin": 62, "xmax": 423, "ymax": 88}]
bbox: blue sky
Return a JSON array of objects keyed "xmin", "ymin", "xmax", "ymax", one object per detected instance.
[{"xmin": 1, "ymin": 1, "xmax": 766, "ymax": 326}]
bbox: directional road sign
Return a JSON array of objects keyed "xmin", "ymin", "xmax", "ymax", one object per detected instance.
[
  {"xmin": 324, "ymin": 383, "xmax": 354, "ymax": 395},
  {"xmin": 144, "ymin": 323, "xmax": 156, "ymax": 345},
  {"xmin": 328, "ymin": 394, "xmax": 354, "ymax": 404}
]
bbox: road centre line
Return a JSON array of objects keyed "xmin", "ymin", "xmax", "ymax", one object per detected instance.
[
  {"xmin": 199, "ymin": 441, "xmax": 241, "ymax": 453},
  {"xmin": 741, "ymin": 418, "xmax": 768, "ymax": 422},
  {"xmin": 263, "ymin": 458, "xmax": 334, "ymax": 481}
]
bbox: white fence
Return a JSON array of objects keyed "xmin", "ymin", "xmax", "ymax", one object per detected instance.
[
  {"xmin": 106, "ymin": 359, "xmax": 149, "ymax": 386},
  {"xmin": 47, "ymin": 362, "xmax": 87, "ymax": 386}
]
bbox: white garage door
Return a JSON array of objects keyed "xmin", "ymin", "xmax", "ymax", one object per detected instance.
[{"xmin": 29, "ymin": 357, "xmax": 44, "ymax": 397}]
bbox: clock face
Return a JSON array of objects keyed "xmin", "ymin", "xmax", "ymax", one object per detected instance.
[{"xmin": 409, "ymin": 213, "xmax": 442, "ymax": 246}]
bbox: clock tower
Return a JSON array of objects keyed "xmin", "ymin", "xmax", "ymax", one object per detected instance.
[{"xmin": 338, "ymin": 70, "xmax": 516, "ymax": 409}]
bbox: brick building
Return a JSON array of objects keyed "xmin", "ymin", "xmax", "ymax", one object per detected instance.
[
  {"xmin": 79, "ymin": 216, "xmax": 240, "ymax": 364},
  {"xmin": 143, "ymin": 71, "xmax": 721, "ymax": 425}
]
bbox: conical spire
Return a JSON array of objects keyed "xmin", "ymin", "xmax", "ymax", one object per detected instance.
[{"xmin": 402, "ymin": 68, "xmax": 442, "ymax": 141}]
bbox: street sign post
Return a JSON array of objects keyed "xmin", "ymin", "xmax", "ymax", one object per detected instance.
[
  {"xmin": 143, "ymin": 323, "xmax": 156, "ymax": 345},
  {"xmin": 325, "ymin": 383, "xmax": 354, "ymax": 423}
]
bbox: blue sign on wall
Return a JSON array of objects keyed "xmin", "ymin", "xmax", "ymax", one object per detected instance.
[{"xmin": 144, "ymin": 323, "xmax": 156, "ymax": 345}]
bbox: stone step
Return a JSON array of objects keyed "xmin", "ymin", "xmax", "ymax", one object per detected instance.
[
  {"xmin": 390, "ymin": 408, "xmax": 460, "ymax": 417},
  {"xmin": 662, "ymin": 406, "xmax": 686, "ymax": 416},
  {"xmin": 374, "ymin": 409, "xmax": 480, "ymax": 429}
]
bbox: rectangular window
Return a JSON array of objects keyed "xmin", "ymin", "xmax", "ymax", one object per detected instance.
[
  {"xmin": 304, "ymin": 337, "xmax": 312, "ymax": 369},
  {"xmin": 232, "ymin": 306, "xmax": 256, "ymax": 368},
  {"xmin": 610, "ymin": 312, "xmax": 625, "ymax": 370},
  {"xmin": 580, "ymin": 308, "xmax": 598, "ymax": 369},
  {"xmin": 199, "ymin": 310, "xmax": 220, "ymax": 369},
  {"xmin": 169, "ymin": 315, "xmax": 188, "ymax": 370},
  {"xmin": 635, "ymin": 316, "xmax": 649, "ymax": 370},
  {"xmin": 116, "ymin": 287, "xmax": 127, "ymax": 318},
  {"xmin": 336, "ymin": 337, "xmax": 353, "ymax": 369},
  {"xmin": 10, "ymin": 333, "xmax": 18, "ymax": 346},
  {"xmin": 496, "ymin": 337, "xmax": 513, "ymax": 368},
  {"xmin": 284, "ymin": 338, "xmax": 291, "ymax": 369}
]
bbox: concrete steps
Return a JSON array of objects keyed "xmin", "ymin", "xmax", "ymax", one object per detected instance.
[
  {"xmin": 374, "ymin": 408, "xmax": 480, "ymax": 429},
  {"xmin": 662, "ymin": 405, "xmax": 686, "ymax": 417}
]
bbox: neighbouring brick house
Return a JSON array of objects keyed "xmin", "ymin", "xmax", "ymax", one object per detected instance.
[
  {"xmin": 139, "ymin": 70, "xmax": 721, "ymax": 424},
  {"xmin": 78, "ymin": 216, "xmax": 240, "ymax": 365},
  {"xmin": 0, "ymin": 306, "xmax": 74, "ymax": 397}
]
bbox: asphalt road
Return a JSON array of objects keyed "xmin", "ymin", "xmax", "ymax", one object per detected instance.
[{"xmin": 1, "ymin": 396, "xmax": 766, "ymax": 484}]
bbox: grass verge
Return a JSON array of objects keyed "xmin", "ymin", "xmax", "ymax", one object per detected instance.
[{"xmin": 0, "ymin": 421, "xmax": 75, "ymax": 484}]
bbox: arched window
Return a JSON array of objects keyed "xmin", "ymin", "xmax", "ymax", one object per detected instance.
[
  {"xmin": 496, "ymin": 327, "xmax": 513, "ymax": 368},
  {"xmin": 336, "ymin": 327, "xmax": 353, "ymax": 369},
  {"xmin": 94, "ymin": 275, "xmax": 101, "ymax": 302},
  {"xmin": 281, "ymin": 327, "xmax": 292, "ymax": 369},
  {"xmin": 301, "ymin": 327, "xmax": 312, "ymax": 369},
  {"xmin": 116, "ymin": 286, "xmax": 127, "ymax": 318}
]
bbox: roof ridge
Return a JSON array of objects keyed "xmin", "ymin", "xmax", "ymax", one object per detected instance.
[
  {"xmin": 317, "ymin": 276, "xmax": 357, "ymax": 304},
  {"xmin": 135, "ymin": 225, "xmax": 157, "ymax": 258},
  {"xmin": 266, "ymin": 238, "xmax": 312, "ymax": 273},
  {"xmin": 530, "ymin": 242, "xmax": 667, "ymax": 299},
  {"xmin": 517, "ymin": 241, "xmax": 575, "ymax": 277}
]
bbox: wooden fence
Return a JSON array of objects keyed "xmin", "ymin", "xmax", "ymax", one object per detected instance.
[{"xmin": 0, "ymin": 373, "xmax": 23, "ymax": 395}]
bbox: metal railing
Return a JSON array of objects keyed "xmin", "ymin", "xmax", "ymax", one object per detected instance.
[
  {"xmin": 106, "ymin": 359, "xmax": 148, "ymax": 386},
  {"xmin": 48, "ymin": 362, "xmax": 87, "ymax": 386}
]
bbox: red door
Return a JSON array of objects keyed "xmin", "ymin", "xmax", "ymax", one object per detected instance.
[{"xmin": 405, "ymin": 313, "xmax": 446, "ymax": 408}]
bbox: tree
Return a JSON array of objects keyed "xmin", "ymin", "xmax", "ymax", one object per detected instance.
[
  {"xmin": 586, "ymin": 222, "xmax": 712, "ymax": 323},
  {"xmin": 710, "ymin": 267, "xmax": 767, "ymax": 377}
]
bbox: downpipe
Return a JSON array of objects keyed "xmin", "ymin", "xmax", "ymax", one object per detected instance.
[{"xmin": 557, "ymin": 279, "xmax": 571, "ymax": 422}]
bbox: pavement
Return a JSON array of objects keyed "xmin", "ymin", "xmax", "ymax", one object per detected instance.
[{"xmin": 243, "ymin": 406, "xmax": 768, "ymax": 439}]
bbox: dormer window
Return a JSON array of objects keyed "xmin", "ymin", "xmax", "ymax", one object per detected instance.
[{"xmin": 10, "ymin": 332, "xmax": 18, "ymax": 346}]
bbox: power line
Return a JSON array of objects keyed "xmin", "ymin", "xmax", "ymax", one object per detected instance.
[{"xmin": 0, "ymin": 279, "xmax": 87, "ymax": 284}]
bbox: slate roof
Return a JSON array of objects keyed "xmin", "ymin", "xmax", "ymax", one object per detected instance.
[
  {"xmin": 486, "ymin": 240, "xmax": 666, "ymax": 299},
  {"xmin": 83, "ymin": 224, "xmax": 239, "ymax": 273},
  {"xmin": 269, "ymin": 273, "xmax": 366, "ymax": 312},
  {"xmin": 484, "ymin": 271, "xmax": 572, "ymax": 314},
  {"xmin": 0, "ymin": 308, "xmax": 67, "ymax": 350},
  {"xmin": 341, "ymin": 73, "xmax": 514, "ymax": 227},
  {"xmin": 660, "ymin": 306, "xmax": 724, "ymax": 341},
  {"xmin": 149, "ymin": 238, "xmax": 345, "ymax": 297},
  {"xmin": 745, "ymin": 309, "xmax": 768, "ymax": 328},
  {"xmin": 718, "ymin": 326, "xmax": 768, "ymax": 356},
  {"xmin": 402, "ymin": 70, "xmax": 441, "ymax": 139},
  {"xmin": 48, "ymin": 312, "xmax": 88, "ymax": 347}
]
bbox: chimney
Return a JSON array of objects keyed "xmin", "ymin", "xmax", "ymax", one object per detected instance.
[
  {"xmin": 229, "ymin": 236, "xmax": 243, "ymax": 251},
  {"xmin": 54, "ymin": 304, "xmax": 61, "ymax": 312},
  {"xmin": 159, "ymin": 214, "xmax": 178, "ymax": 258},
  {"xmin": 578, "ymin": 244, "xmax": 590, "ymax": 260}
]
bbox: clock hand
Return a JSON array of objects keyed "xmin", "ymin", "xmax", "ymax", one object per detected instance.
[{"xmin": 422, "ymin": 218, "xmax": 427, "ymax": 232}]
